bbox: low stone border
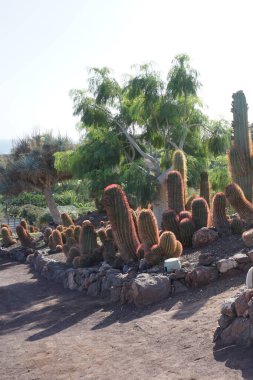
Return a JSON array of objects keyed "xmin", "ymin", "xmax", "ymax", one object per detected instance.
[{"xmin": 214, "ymin": 287, "xmax": 253, "ymax": 347}]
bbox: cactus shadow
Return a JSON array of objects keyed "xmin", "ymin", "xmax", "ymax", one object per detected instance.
[{"xmin": 213, "ymin": 344, "xmax": 253, "ymax": 380}]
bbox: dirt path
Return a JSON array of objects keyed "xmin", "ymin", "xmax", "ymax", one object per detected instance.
[{"xmin": 1, "ymin": 257, "xmax": 253, "ymax": 380}]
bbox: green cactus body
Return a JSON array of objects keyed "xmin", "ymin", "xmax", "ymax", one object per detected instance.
[
  {"xmin": 137, "ymin": 209, "xmax": 159, "ymax": 250},
  {"xmin": 68, "ymin": 246, "xmax": 81, "ymax": 262},
  {"xmin": 1, "ymin": 223, "xmax": 12, "ymax": 235},
  {"xmin": 212, "ymin": 192, "xmax": 231, "ymax": 234},
  {"xmin": 103, "ymin": 184, "xmax": 140, "ymax": 263},
  {"xmin": 191, "ymin": 197, "xmax": 210, "ymax": 230},
  {"xmin": 20, "ymin": 219, "xmax": 28, "ymax": 231},
  {"xmin": 225, "ymin": 183, "xmax": 253, "ymax": 226},
  {"xmin": 145, "ymin": 244, "xmax": 163, "ymax": 266},
  {"xmin": 172, "ymin": 149, "xmax": 187, "ymax": 201},
  {"xmin": 52, "ymin": 229, "xmax": 63, "ymax": 246},
  {"xmin": 61, "ymin": 212, "xmax": 74, "ymax": 227},
  {"xmin": 16, "ymin": 225, "xmax": 34, "ymax": 248},
  {"xmin": 97, "ymin": 228, "xmax": 107, "ymax": 244},
  {"xmin": 228, "ymin": 91, "xmax": 253, "ymax": 202},
  {"xmin": 65, "ymin": 227, "xmax": 74, "ymax": 239},
  {"xmin": 230, "ymin": 217, "xmax": 244, "ymax": 234},
  {"xmin": 1, "ymin": 227, "xmax": 16, "ymax": 246},
  {"xmin": 167, "ymin": 170, "xmax": 185, "ymax": 214},
  {"xmin": 56, "ymin": 225, "xmax": 64, "ymax": 232},
  {"xmin": 179, "ymin": 211, "xmax": 192, "ymax": 221},
  {"xmin": 200, "ymin": 172, "xmax": 211, "ymax": 207},
  {"xmin": 79, "ymin": 220, "xmax": 98, "ymax": 255},
  {"xmin": 185, "ymin": 194, "xmax": 197, "ymax": 211},
  {"xmin": 161, "ymin": 209, "xmax": 180, "ymax": 240},
  {"xmin": 173, "ymin": 240, "xmax": 183, "ymax": 257},
  {"xmin": 43, "ymin": 227, "xmax": 52, "ymax": 245},
  {"xmin": 159, "ymin": 231, "xmax": 177, "ymax": 259},
  {"xmin": 74, "ymin": 225, "xmax": 81, "ymax": 242},
  {"xmin": 179, "ymin": 218, "xmax": 195, "ymax": 247},
  {"xmin": 48, "ymin": 235, "xmax": 57, "ymax": 251}
]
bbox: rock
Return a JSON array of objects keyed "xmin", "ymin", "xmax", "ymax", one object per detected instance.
[
  {"xmin": 246, "ymin": 267, "xmax": 253, "ymax": 289},
  {"xmin": 218, "ymin": 314, "xmax": 235, "ymax": 330},
  {"xmin": 192, "ymin": 228, "xmax": 219, "ymax": 248},
  {"xmin": 131, "ymin": 273, "xmax": 171, "ymax": 306},
  {"xmin": 87, "ymin": 281, "xmax": 99, "ymax": 297},
  {"xmin": 217, "ymin": 258, "xmax": 238, "ymax": 273},
  {"xmin": 220, "ymin": 318, "xmax": 253, "ymax": 346},
  {"xmin": 235, "ymin": 290, "xmax": 253, "ymax": 317},
  {"xmin": 110, "ymin": 287, "xmax": 121, "ymax": 302},
  {"xmin": 233, "ymin": 253, "xmax": 250, "ymax": 264},
  {"xmin": 198, "ymin": 253, "xmax": 215, "ymax": 266},
  {"xmin": 248, "ymin": 299, "xmax": 253, "ymax": 320},
  {"xmin": 66, "ymin": 269, "xmax": 78, "ymax": 290},
  {"xmin": 185, "ymin": 266, "xmax": 219, "ymax": 288},
  {"xmin": 139, "ymin": 258, "xmax": 149, "ymax": 271},
  {"xmin": 247, "ymin": 250, "xmax": 253, "ymax": 262},
  {"xmin": 221, "ymin": 298, "xmax": 236, "ymax": 318}
]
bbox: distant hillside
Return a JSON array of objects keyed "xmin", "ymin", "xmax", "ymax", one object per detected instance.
[{"xmin": 0, "ymin": 140, "xmax": 12, "ymax": 154}]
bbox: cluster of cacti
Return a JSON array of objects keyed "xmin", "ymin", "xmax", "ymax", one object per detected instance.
[
  {"xmin": 1, "ymin": 226, "xmax": 16, "ymax": 247},
  {"xmin": 97, "ymin": 225, "xmax": 117, "ymax": 264},
  {"xmin": 103, "ymin": 184, "xmax": 139, "ymax": 263},
  {"xmin": 16, "ymin": 224, "xmax": 34, "ymax": 248},
  {"xmin": 61, "ymin": 212, "xmax": 74, "ymax": 227},
  {"xmin": 228, "ymin": 91, "xmax": 253, "ymax": 202},
  {"xmin": 200, "ymin": 172, "xmax": 211, "ymax": 207},
  {"xmin": 211, "ymin": 192, "xmax": 231, "ymax": 235}
]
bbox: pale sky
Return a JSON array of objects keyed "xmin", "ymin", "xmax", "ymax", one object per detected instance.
[{"xmin": 1, "ymin": 0, "xmax": 253, "ymax": 142}]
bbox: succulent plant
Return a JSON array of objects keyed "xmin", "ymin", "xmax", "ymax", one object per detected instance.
[
  {"xmin": 159, "ymin": 231, "xmax": 177, "ymax": 259},
  {"xmin": 191, "ymin": 197, "xmax": 210, "ymax": 230},
  {"xmin": 230, "ymin": 217, "xmax": 244, "ymax": 234},
  {"xmin": 79, "ymin": 220, "xmax": 98, "ymax": 255},
  {"xmin": 137, "ymin": 209, "xmax": 159, "ymax": 250},
  {"xmin": 43, "ymin": 227, "xmax": 52, "ymax": 245},
  {"xmin": 172, "ymin": 149, "xmax": 187, "ymax": 201},
  {"xmin": 61, "ymin": 212, "xmax": 74, "ymax": 227},
  {"xmin": 74, "ymin": 225, "xmax": 81, "ymax": 242},
  {"xmin": 200, "ymin": 172, "xmax": 211, "ymax": 207},
  {"xmin": 52, "ymin": 229, "xmax": 63, "ymax": 247},
  {"xmin": 1, "ymin": 227, "xmax": 16, "ymax": 247},
  {"xmin": 225, "ymin": 183, "xmax": 253, "ymax": 226},
  {"xmin": 161, "ymin": 209, "xmax": 180, "ymax": 240},
  {"xmin": 103, "ymin": 184, "xmax": 139, "ymax": 263},
  {"xmin": 185, "ymin": 194, "xmax": 197, "ymax": 211},
  {"xmin": 167, "ymin": 170, "xmax": 185, "ymax": 214},
  {"xmin": 211, "ymin": 192, "xmax": 231, "ymax": 235},
  {"xmin": 179, "ymin": 211, "xmax": 192, "ymax": 221},
  {"xmin": 20, "ymin": 219, "xmax": 28, "ymax": 231},
  {"xmin": 179, "ymin": 217, "xmax": 195, "ymax": 247},
  {"xmin": 16, "ymin": 225, "xmax": 34, "ymax": 248}
]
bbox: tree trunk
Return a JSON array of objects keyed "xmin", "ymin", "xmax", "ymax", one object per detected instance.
[
  {"xmin": 43, "ymin": 186, "xmax": 61, "ymax": 225},
  {"xmin": 152, "ymin": 169, "xmax": 171, "ymax": 228}
]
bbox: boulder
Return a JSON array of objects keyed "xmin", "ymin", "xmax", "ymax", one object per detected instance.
[
  {"xmin": 218, "ymin": 314, "xmax": 235, "ymax": 330},
  {"xmin": 247, "ymin": 250, "xmax": 253, "ymax": 262},
  {"xmin": 217, "ymin": 258, "xmax": 238, "ymax": 273},
  {"xmin": 246, "ymin": 267, "xmax": 253, "ymax": 289},
  {"xmin": 192, "ymin": 228, "xmax": 219, "ymax": 248},
  {"xmin": 234, "ymin": 290, "xmax": 253, "ymax": 317},
  {"xmin": 233, "ymin": 253, "xmax": 250, "ymax": 264},
  {"xmin": 131, "ymin": 273, "xmax": 171, "ymax": 306},
  {"xmin": 220, "ymin": 298, "xmax": 236, "ymax": 318},
  {"xmin": 185, "ymin": 266, "xmax": 219, "ymax": 288},
  {"xmin": 198, "ymin": 253, "xmax": 215, "ymax": 266},
  {"xmin": 220, "ymin": 318, "xmax": 253, "ymax": 346}
]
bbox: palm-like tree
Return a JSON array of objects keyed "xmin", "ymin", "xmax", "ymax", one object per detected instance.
[{"xmin": 0, "ymin": 133, "xmax": 73, "ymax": 224}]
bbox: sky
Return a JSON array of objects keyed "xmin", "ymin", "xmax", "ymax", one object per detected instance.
[{"xmin": 1, "ymin": 0, "xmax": 253, "ymax": 144}]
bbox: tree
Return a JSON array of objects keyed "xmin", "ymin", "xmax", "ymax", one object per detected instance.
[{"xmin": 0, "ymin": 133, "xmax": 73, "ymax": 224}]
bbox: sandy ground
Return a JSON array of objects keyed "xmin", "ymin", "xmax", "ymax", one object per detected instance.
[{"xmin": 1, "ymin": 257, "xmax": 253, "ymax": 380}]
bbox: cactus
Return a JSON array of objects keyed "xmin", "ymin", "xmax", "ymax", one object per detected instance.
[
  {"xmin": 16, "ymin": 225, "xmax": 34, "ymax": 248},
  {"xmin": 159, "ymin": 231, "xmax": 177, "ymax": 259},
  {"xmin": 212, "ymin": 192, "xmax": 231, "ymax": 235},
  {"xmin": 225, "ymin": 183, "xmax": 253, "ymax": 226},
  {"xmin": 172, "ymin": 149, "xmax": 187, "ymax": 201},
  {"xmin": 230, "ymin": 217, "xmax": 244, "ymax": 234},
  {"xmin": 62, "ymin": 237, "xmax": 77, "ymax": 258},
  {"xmin": 137, "ymin": 209, "xmax": 159, "ymax": 250},
  {"xmin": 167, "ymin": 170, "xmax": 185, "ymax": 214},
  {"xmin": 48, "ymin": 234, "xmax": 57, "ymax": 251},
  {"xmin": 200, "ymin": 172, "xmax": 211, "ymax": 207},
  {"xmin": 179, "ymin": 211, "xmax": 192, "ymax": 221},
  {"xmin": 79, "ymin": 220, "xmax": 98, "ymax": 255},
  {"xmin": 145, "ymin": 244, "xmax": 163, "ymax": 266},
  {"xmin": 103, "ymin": 184, "xmax": 139, "ymax": 263},
  {"xmin": 161, "ymin": 209, "xmax": 180, "ymax": 240},
  {"xmin": 74, "ymin": 225, "xmax": 81, "ymax": 242},
  {"xmin": 52, "ymin": 229, "xmax": 63, "ymax": 247},
  {"xmin": 1, "ymin": 223, "xmax": 13, "ymax": 235},
  {"xmin": 20, "ymin": 219, "xmax": 28, "ymax": 231},
  {"xmin": 179, "ymin": 218, "xmax": 195, "ymax": 247},
  {"xmin": 173, "ymin": 240, "xmax": 183, "ymax": 257},
  {"xmin": 97, "ymin": 227, "xmax": 117, "ymax": 264},
  {"xmin": 1, "ymin": 227, "xmax": 16, "ymax": 247},
  {"xmin": 61, "ymin": 212, "xmax": 74, "ymax": 227},
  {"xmin": 191, "ymin": 197, "xmax": 210, "ymax": 230},
  {"xmin": 242, "ymin": 229, "xmax": 253, "ymax": 247},
  {"xmin": 43, "ymin": 227, "xmax": 52, "ymax": 245},
  {"xmin": 185, "ymin": 194, "xmax": 197, "ymax": 211},
  {"xmin": 66, "ymin": 246, "xmax": 81, "ymax": 266},
  {"xmin": 228, "ymin": 91, "xmax": 253, "ymax": 202},
  {"xmin": 65, "ymin": 227, "xmax": 74, "ymax": 239},
  {"xmin": 56, "ymin": 224, "xmax": 64, "ymax": 232}
]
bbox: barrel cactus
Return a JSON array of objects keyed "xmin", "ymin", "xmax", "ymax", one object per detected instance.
[
  {"xmin": 191, "ymin": 197, "xmax": 210, "ymax": 230},
  {"xmin": 103, "ymin": 184, "xmax": 139, "ymax": 263},
  {"xmin": 225, "ymin": 183, "xmax": 253, "ymax": 226},
  {"xmin": 137, "ymin": 209, "xmax": 159, "ymax": 250},
  {"xmin": 179, "ymin": 218, "xmax": 195, "ymax": 247},
  {"xmin": 212, "ymin": 192, "xmax": 231, "ymax": 235},
  {"xmin": 161, "ymin": 209, "xmax": 180, "ymax": 240},
  {"xmin": 200, "ymin": 172, "xmax": 211, "ymax": 207},
  {"xmin": 61, "ymin": 212, "xmax": 74, "ymax": 227},
  {"xmin": 1, "ymin": 227, "xmax": 16, "ymax": 247},
  {"xmin": 167, "ymin": 170, "xmax": 185, "ymax": 214},
  {"xmin": 16, "ymin": 225, "xmax": 34, "ymax": 248}
]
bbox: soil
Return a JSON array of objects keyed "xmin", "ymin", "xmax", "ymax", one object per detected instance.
[{"xmin": 1, "ymin": 252, "xmax": 253, "ymax": 380}]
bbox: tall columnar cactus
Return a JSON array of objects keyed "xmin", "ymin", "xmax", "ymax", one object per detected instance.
[
  {"xmin": 212, "ymin": 192, "xmax": 231, "ymax": 234},
  {"xmin": 179, "ymin": 218, "xmax": 195, "ymax": 247},
  {"xmin": 79, "ymin": 220, "xmax": 98, "ymax": 255},
  {"xmin": 225, "ymin": 183, "xmax": 253, "ymax": 226},
  {"xmin": 191, "ymin": 197, "xmax": 210, "ymax": 230},
  {"xmin": 167, "ymin": 170, "xmax": 185, "ymax": 214},
  {"xmin": 137, "ymin": 209, "xmax": 159, "ymax": 250},
  {"xmin": 61, "ymin": 212, "xmax": 74, "ymax": 227},
  {"xmin": 200, "ymin": 172, "xmax": 211, "ymax": 207},
  {"xmin": 52, "ymin": 229, "xmax": 63, "ymax": 247},
  {"xmin": 228, "ymin": 91, "xmax": 253, "ymax": 202},
  {"xmin": 44, "ymin": 227, "xmax": 52, "ymax": 245},
  {"xmin": 161, "ymin": 209, "xmax": 180, "ymax": 240},
  {"xmin": 103, "ymin": 184, "xmax": 140, "ymax": 263},
  {"xmin": 172, "ymin": 149, "xmax": 187, "ymax": 201}
]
